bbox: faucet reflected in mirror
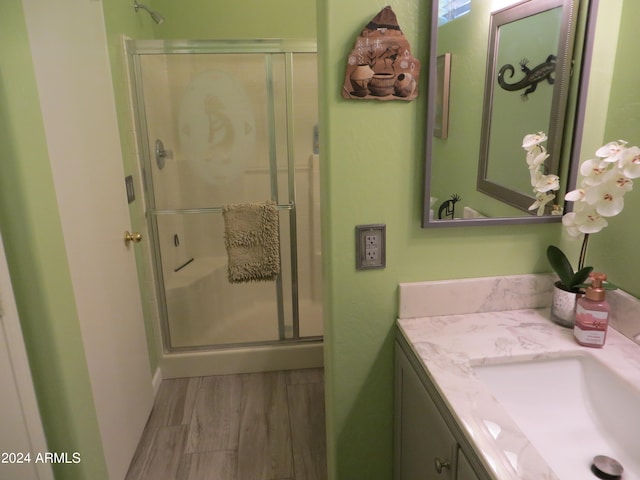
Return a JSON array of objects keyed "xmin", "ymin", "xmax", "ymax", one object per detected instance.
[{"xmin": 423, "ymin": 0, "xmax": 600, "ymax": 227}]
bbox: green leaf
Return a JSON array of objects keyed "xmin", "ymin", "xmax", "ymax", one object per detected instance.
[
  {"xmin": 571, "ymin": 266, "xmax": 593, "ymax": 288},
  {"xmin": 546, "ymin": 245, "xmax": 574, "ymax": 288},
  {"xmin": 602, "ymin": 281, "xmax": 619, "ymax": 291}
]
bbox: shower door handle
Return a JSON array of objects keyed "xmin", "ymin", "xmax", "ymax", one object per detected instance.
[{"xmin": 124, "ymin": 231, "xmax": 143, "ymax": 246}]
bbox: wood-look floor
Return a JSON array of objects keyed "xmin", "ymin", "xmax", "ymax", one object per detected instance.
[{"xmin": 126, "ymin": 368, "xmax": 326, "ymax": 480}]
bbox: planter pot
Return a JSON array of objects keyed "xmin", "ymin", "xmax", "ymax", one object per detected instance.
[{"xmin": 550, "ymin": 281, "xmax": 582, "ymax": 328}]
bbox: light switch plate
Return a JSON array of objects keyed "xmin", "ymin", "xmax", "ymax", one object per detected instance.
[{"xmin": 356, "ymin": 224, "xmax": 386, "ymax": 270}]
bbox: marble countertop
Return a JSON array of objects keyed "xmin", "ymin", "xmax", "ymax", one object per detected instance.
[{"xmin": 397, "ymin": 275, "xmax": 640, "ymax": 480}]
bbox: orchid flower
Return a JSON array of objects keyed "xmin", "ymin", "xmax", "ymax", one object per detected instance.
[
  {"xmin": 562, "ymin": 206, "xmax": 608, "ymax": 236},
  {"xmin": 567, "ymin": 140, "xmax": 637, "ymax": 220},
  {"xmin": 579, "ymin": 158, "xmax": 608, "ymax": 186},
  {"xmin": 534, "ymin": 174, "xmax": 560, "ymax": 193},
  {"xmin": 526, "ymin": 148, "xmax": 549, "ymax": 168},
  {"xmin": 523, "ymin": 132, "xmax": 559, "ymax": 215},
  {"xmin": 560, "ymin": 137, "xmax": 639, "ymax": 271},
  {"xmin": 620, "ymin": 146, "xmax": 640, "ymax": 178},
  {"xmin": 574, "ymin": 208, "xmax": 609, "ymax": 234},
  {"xmin": 565, "ymin": 188, "xmax": 585, "ymax": 202},
  {"xmin": 577, "ymin": 159, "xmax": 633, "ymax": 217},
  {"xmin": 584, "ymin": 183, "xmax": 625, "ymax": 217},
  {"xmin": 522, "ymin": 132, "xmax": 548, "ymax": 151},
  {"xmin": 595, "ymin": 140, "xmax": 628, "ymax": 163},
  {"xmin": 529, "ymin": 192, "xmax": 556, "ymax": 216}
]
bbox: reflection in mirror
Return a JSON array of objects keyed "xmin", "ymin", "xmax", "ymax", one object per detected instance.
[
  {"xmin": 422, "ymin": 0, "xmax": 599, "ymax": 227},
  {"xmin": 478, "ymin": 0, "xmax": 574, "ymax": 213}
]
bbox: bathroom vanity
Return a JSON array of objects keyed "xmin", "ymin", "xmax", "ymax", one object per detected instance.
[
  {"xmin": 395, "ymin": 275, "xmax": 640, "ymax": 480},
  {"xmin": 395, "ymin": 335, "xmax": 486, "ymax": 480}
]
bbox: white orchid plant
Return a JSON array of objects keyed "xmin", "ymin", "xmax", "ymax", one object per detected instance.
[
  {"xmin": 563, "ymin": 140, "xmax": 640, "ymax": 238},
  {"xmin": 546, "ymin": 137, "xmax": 640, "ymax": 291},
  {"xmin": 522, "ymin": 132, "xmax": 561, "ymax": 216}
]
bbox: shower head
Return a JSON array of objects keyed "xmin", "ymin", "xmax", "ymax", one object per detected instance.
[{"xmin": 133, "ymin": 1, "xmax": 164, "ymax": 25}]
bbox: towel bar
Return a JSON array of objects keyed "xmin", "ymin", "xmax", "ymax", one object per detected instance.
[{"xmin": 151, "ymin": 202, "xmax": 294, "ymax": 215}]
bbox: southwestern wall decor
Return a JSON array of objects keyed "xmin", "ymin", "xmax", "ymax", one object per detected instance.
[{"xmin": 342, "ymin": 6, "xmax": 421, "ymax": 101}]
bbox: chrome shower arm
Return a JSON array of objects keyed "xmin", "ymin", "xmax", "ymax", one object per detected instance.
[{"xmin": 133, "ymin": 0, "xmax": 164, "ymax": 25}]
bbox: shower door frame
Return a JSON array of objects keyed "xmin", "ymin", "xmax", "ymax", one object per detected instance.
[{"xmin": 126, "ymin": 39, "xmax": 320, "ymax": 353}]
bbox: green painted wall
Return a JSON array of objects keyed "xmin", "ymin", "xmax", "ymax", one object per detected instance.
[
  {"xmin": 0, "ymin": 2, "xmax": 108, "ymax": 479},
  {"xmin": 109, "ymin": 1, "xmax": 632, "ymax": 479},
  {"xmin": 488, "ymin": 8, "xmax": 560, "ymax": 193},
  {"xmin": 431, "ymin": 2, "xmax": 582, "ymax": 219},
  {"xmin": 2, "ymin": 1, "xmax": 630, "ymax": 480},
  {"xmin": 150, "ymin": 0, "xmax": 316, "ymax": 39},
  {"xmin": 318, "ymin": 1, "xmax": 564, "ymax": 478},
  {"xmin": 431, "ymin": 8, "xmax": 488, "ymax": 214},
  {"xmin": 318, "ymin": 0, "xmax": 636, "ymax": 477},
  {"xmin": 578, "ymin": 0, "xmax": 640, "ymax": 298}
]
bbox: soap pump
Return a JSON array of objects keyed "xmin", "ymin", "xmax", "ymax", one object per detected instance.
[{"xmin": 574, "ymin": 272, "xmax": 610, "ymax": 348}]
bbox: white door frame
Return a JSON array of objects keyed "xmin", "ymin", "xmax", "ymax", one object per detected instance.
[{"xmin": 0, "ymin": 234, "xmax": 54, "ymax": 480}]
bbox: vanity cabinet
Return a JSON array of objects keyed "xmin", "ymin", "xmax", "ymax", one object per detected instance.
[
  {"xmin": 394, "ymin": 334, "xmax": 487, "ymax": 480},
  {"xmin": 456, "ymin": 448, "xmax": 481, "ymax": 480}
]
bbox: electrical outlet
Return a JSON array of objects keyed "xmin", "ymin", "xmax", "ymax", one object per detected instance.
[
  {"xmin": 365, "ymin": 234, "xmax": 380, "ymax": 262},
  {"xmin": 356, "ymin": 224, "xmax": 386, "ymax": 270}
]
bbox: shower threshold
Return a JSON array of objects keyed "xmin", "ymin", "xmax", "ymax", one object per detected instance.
[{"xmin": 159, "ymin": 338, "xmax": 324, "ymax": 378}]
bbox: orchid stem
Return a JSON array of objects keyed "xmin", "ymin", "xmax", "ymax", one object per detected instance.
[{"xmin": 578, "ymin": 233, "xmax": 590, "ymax": 271}]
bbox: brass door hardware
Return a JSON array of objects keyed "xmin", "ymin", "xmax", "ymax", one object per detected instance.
[{"xmin": 124, "ymin": 231, "xmax": 142, "ymax": 246}]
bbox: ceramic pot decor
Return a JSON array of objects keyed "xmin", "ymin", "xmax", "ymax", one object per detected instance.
[
  {"xmin": 350, "ymin": 64, "xmax": 375, "ymax": 97},
  {"xmin": 369, "ymin": 73, "xmax": 396, "ymax": 96},
  {"xmin": 342, "ymin": 6, "xmax": 421, "ymax": 101},
  {"xmin": 394, "ymin": 72, "xmax": 416, "ymax": 97},
  {"xmin": 550, "ymin": 281, "xmax": 582, "ymax": 328}
]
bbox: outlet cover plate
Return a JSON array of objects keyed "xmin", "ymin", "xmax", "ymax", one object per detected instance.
[{"xmin": 356, "ymin": 224, "xmax": 386, "ymax": 270}]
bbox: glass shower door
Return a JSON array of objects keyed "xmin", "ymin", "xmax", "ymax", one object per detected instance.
[{"xmin": 130, "ymin": 41, "xmax": 321, "ymax": 350}]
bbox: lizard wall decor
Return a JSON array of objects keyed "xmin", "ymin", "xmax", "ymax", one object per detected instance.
[{"xmin": 497, "ymin": 54, "xmax": 556, "ymax": 100}]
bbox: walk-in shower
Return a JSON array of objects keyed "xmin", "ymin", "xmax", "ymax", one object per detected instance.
[{"xmin": 127, "ymin": 39, "xmax": 322, "ymax": 376}]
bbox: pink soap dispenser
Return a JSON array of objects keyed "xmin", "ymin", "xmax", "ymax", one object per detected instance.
[{"xmin": 574, "ymin": 272, "xmax": 610, "ymax": 348}]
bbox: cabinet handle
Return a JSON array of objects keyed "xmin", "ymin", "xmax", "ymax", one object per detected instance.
[{"xmin": 435, "ymin": 457, "xmax": 451, "ymax": 474}]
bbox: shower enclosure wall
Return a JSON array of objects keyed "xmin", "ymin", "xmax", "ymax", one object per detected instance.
[{"xmin": 127, "ymin": 40, "xmax": 322, "ymax": 376}]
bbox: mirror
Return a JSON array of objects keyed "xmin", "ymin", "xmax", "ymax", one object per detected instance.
[
  {"xmin": 478, "ymin": 0, "xmax": 574, "ymax": 211},
  {"xmin": 423, "ymin": 0, "xmax": 599, "ymax": 227}
]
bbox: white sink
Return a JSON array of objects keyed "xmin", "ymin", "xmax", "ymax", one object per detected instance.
[{"xmin": 473, "ymin": 355, "xmax": 640, "ymax": 479}]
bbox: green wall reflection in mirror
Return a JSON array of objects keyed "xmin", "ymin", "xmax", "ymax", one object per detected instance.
[{"xmin": 423, "ymin": 0, "xmax": 598, "ymax": 227}]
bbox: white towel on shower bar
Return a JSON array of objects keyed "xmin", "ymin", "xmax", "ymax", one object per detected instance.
[{"xmin": 222, "ymin": 201, "xmax": 280, "ymax": 283}]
